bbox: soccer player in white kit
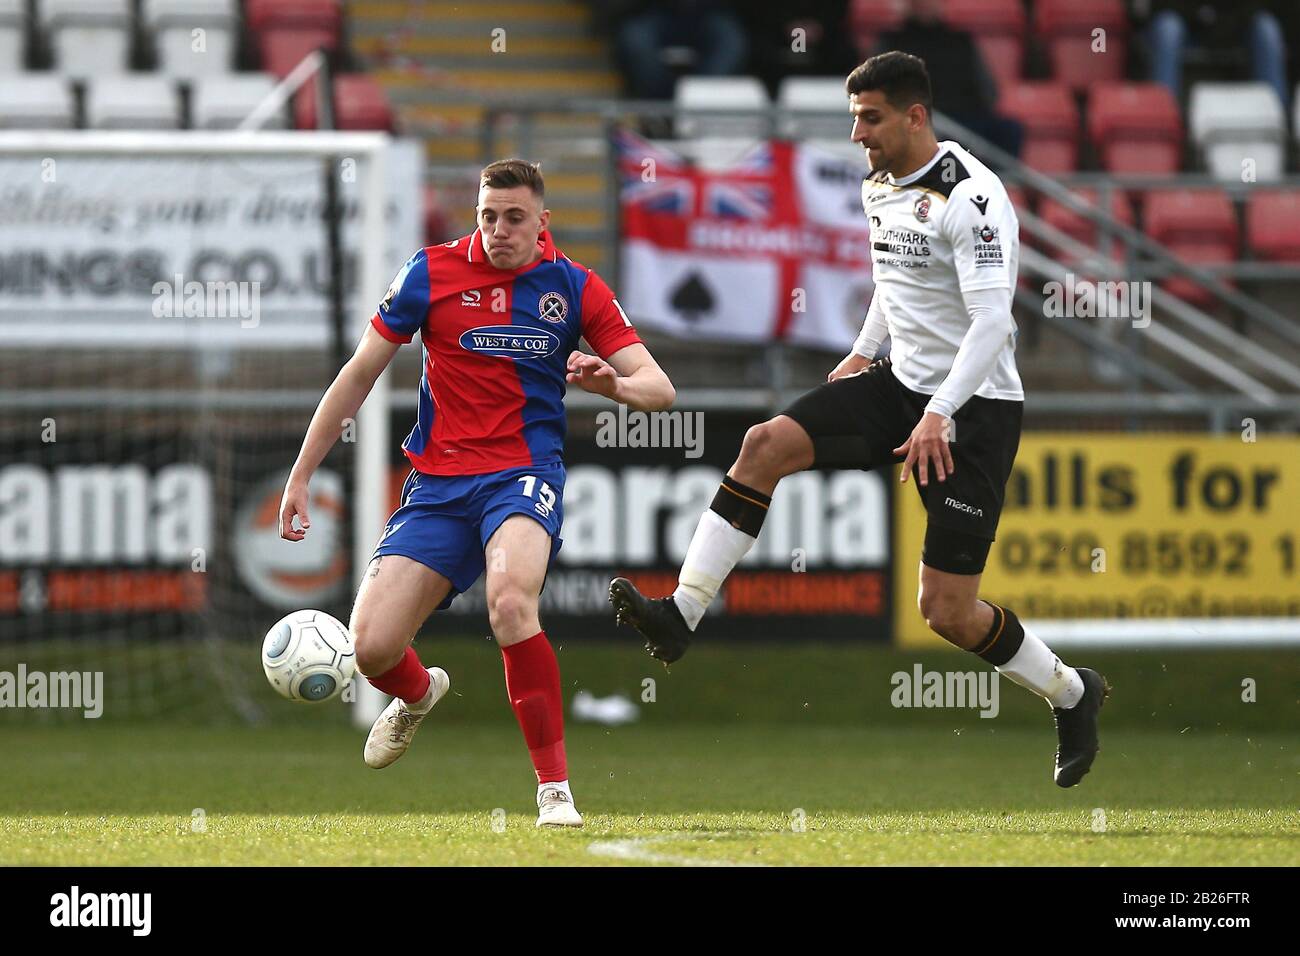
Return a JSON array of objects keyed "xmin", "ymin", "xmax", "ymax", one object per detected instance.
[{"xmin": 610, "ymin": 52, "xmax": 1109, "ymax": 788}]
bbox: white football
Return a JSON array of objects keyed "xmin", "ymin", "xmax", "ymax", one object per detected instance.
[{"xmin": 262, "ymin": 609, "xmax": 356, "ymax": 703}]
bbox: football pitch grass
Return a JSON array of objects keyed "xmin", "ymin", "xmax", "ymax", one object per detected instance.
[
  {"xmin": 1, "ymin": 724, "xmax": 1295, "ymax": 866},
  {"xmin": 1, "ymin": 641, "xmax": 1296, "ymax": 866}
]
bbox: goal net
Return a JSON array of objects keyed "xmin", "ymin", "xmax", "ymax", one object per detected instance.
[{"xmin": 0, "ymin": 131, "xmax": 415, "ymax": 722}]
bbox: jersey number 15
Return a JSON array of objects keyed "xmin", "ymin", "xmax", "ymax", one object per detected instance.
[{"xmin": 517, "ymin": 475, "xmax": 557, "ymax": 519}]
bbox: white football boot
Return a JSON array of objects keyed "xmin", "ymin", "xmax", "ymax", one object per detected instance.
[
  {"xmin": 363, "ymin": 667, "xmax": 450, "ymax": 769},
  {"xmin": 536, "ymin": 782, "xmax": 584, "ymax": 828}
]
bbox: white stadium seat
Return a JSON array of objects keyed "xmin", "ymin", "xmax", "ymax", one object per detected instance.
[
  {"xmin": 42, "ymin": 0, "xmax": 132, "ymax": 76},
  {"xmin": 154, "ymin": 25, "xmax": 236, "ymax": 76},
  {"xmin": 38, "ymin": 0, "xmax": 129, "ymax": 27},
  {"xmin": 0, "ymin": 28, "xmax": 23, "ymax": 72},
  {"xmin": 1203, "ymin": 140, "xmax": 1285, "ymax": 182},
  {"xmin": 1188, "ymin": 82, "xmax": 1286, "ymax": 183},
  {"xmin": 776, "ymin": 76, "xmax": 850, "ymax": 139},
  {"xmin": 191, "ymin": 73, "xmax": 283, "ymax": 128},
  {"xmin": 53, "ymin": 27, "xmax": 132, "ymax": 76},
  {"xmin": 142, "ymin": 0, "xmax": 236, "ymax": 23},
  {"xmin": 0, "ymin": 0, "xmax": 24, "ymax": 72},
  {"xmin": 85, "ymin": 75, "xmax": 180, "ymax": 128},
  {"xmin": 51, "ymin": 26, "xmax": 132, "ymax": 76},
  {"xmin": 143, "ymin": 0, "xmax": 238, "ymax": 76},
  {"xmin": 0, "ymin": 75, "xmax": 75, "ymax": 127},
  {"xmin": 674, "ymin": 76, "xmax": 770, "ymax": 139}
]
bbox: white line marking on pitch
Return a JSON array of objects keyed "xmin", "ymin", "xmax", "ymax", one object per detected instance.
[{"xmin": 587, "ymin": 834, "xmax": 769, "ymax": 867}]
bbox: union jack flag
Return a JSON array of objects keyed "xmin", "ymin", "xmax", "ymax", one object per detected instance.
[
  {"xmin": 704, "ymin": 181, "xmax": 773, "ymax": 220},
  {"xmin": 615, "ymin": 129, "xmax": 695, "ymax": 214},
  {"xmin": 701, "ymin": 141, "xmax": 774, "ymax": 219},
  {"xmin": 620, "ymin": 174, "xmax": 695, "ymax": 215}
]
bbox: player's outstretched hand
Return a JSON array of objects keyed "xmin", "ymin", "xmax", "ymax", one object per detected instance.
[
  {"xmin": 894, "ymin": 412, "xmax": 955, "ymax": 487},
  {"xmin": 279, "ymin": 481, "xmax": 311, "ymax": 541},
  {"xmin": 566, "ymin": 350, "xmax": 619, "ymax": 400},
  {"xmin": 828, "ymin": 352, "xmax": 872, "ymax": 381}
]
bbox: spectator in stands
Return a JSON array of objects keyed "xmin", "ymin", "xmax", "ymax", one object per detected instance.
[
  {"xmin": 874, "ymin": 0, "xmax": 1023, "ymax": 161},
  {"xmin": 1142, "ymin": 1, "xmax": 1291, "ymax": 107},
  {"xmin": 597, "ymin": 0, "xmax": 749, "ymax": 100},
  {"xmin": 744, "ymin": 1, "xmax": 859, "ymax": 98}
]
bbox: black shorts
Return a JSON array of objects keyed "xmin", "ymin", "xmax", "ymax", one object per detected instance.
[{"xmin": 782, "ymin": 358, "xmax": 1023, "ymax": 573}]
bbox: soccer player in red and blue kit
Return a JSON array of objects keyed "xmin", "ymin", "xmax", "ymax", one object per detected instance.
[{"xmin": 278, "ymin": 159, "xmax": 675, "ymax": 827}]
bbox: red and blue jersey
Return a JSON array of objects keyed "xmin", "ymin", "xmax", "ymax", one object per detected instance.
[{"xmin": 370, "ymin": 229, "xmax": 642, "ymax": 476}]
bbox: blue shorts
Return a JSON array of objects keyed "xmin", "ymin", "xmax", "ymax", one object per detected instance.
[{"xmin": 372, "ymin": 462, "xmax": 565, "ymax": 609}]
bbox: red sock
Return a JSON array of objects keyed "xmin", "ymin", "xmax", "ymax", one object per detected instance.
[
  {"xmin": 366, "ymin": 646, "xmax": 430, "ymax": 703},
  {"xmin": 501, "ymin": 631, "xmax": 567, "ymax": 783}
]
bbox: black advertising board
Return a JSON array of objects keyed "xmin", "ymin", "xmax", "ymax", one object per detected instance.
[
  {"xmin": 0, "ymin": 407, "xmax": 892, "ymax": 644},
  {"xmin": 429, "ymin": 407, "xmax": 893, "ymax": 642}
]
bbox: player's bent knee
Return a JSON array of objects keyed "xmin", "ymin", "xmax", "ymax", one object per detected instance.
[
  {"xmin": 737, "ymin": 423, "xmax": 770, "ymax": 464},
  {"xmin": 351, "ymin": 618, "xmax": 406, "ymax": 677},
  {"xmin": 738, "ymin": 419, "xmax": 807, "ymax": 478},
  {"xmin": 923, "ymin": 612, "xmax": 964, "ymax": 646},
  {"xmin": 487, "ymin": 586, "xmax": 538, "ymax": 641}
]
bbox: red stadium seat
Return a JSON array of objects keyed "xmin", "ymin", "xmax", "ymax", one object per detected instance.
[
  {"xmin": 244, "ymin": 0, "xmax": 341, "ymax": 41},
  {"xmin": 1037, "ymin": 189, "xmax": 1133, "ymax": 263},
  {"xmin": 1036, "ymin": 0, "xmax": 1128, "ymax": 91},
  {"xmin": 1088, "ymin": 83, "xmax": 1182, "ymax": 175},
  {"xmin": 1158, "ymin": 245, "xmax": 1237, "ymax": 307},
  {"xmin": 943, "ymin": 0, "xmax": 1028, "ymax": 91},
  {"xmin": 998, "ymin": 82, "xmax": 1078, "ymax": 172},
  {"xmin": 333, "ymin": 74, "xmax": 393, "ymax": 130},
  {"xmin": 259, "ymin": 27, "xmax": 338, "ymax": 78},
  {"xmin": 1245, "ymin": 189, "xmax": 1300, "ymax": 262},
  {"xmin": 1029, "ymin": 189, "xmax": 1133, "ymax": 280},
  {"xmin": 1144, "ymin": 189, "xmax": 1238, "ymax": 306},
  {"xmin": 848, "ymin": 0, "xmax": 906, "ymax": 56},
  {"xmin": 295, "ymin": 74, "xmax": 393, "ymax": 131},
  {"xmin": 1144, "ymin": 189, "xmax": 1237, "ymax": 246}
]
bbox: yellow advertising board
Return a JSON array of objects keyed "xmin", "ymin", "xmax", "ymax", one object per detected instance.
[{"xmin": 895, "ymin": 433, "xmax": 1300, "ymax": 647}]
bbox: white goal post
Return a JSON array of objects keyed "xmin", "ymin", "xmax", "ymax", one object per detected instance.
[{"xmin": 0, "ymin": 129, "xmax": 393, "ymax": 724}]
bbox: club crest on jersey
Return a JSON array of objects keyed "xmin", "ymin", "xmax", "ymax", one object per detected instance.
[
  {"xmin": 459, "ymin": 324, "xmax": 560, "ymax": 361},
  {"xmin": 971, "ymin": 224, "xmax": 1004, "ymax": 268},
  {"xmin": 913, "ymin": 196, "xmax": 931, "ymax": 222},
  {"xmin": 538, "ymin": 291, "xmax": 569, "ymax": 324}
]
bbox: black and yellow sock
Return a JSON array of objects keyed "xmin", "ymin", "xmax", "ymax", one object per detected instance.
[
  {"xmin": 971, "ymin": 602, "xmax": 1025, "ymax": 667},
  {"xmin": 709, "ymin": 475, "xmax": 772, "ymax": 538}
]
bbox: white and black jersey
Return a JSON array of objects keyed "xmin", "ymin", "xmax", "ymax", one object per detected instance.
[
  {"xmin": 861, "ymin": 140, "xmax": 1023, "ymax": 402},
  {"xmin": 780, "ymin": 141, "xmax": 1027, "ymax": 567}
]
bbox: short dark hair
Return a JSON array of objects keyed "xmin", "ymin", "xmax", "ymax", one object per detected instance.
[
  {"xmin": 480, "ymin": 158, "xmax": 545, "ymax": 198},
  {"xmin": 845, "ymin": 52, "xmax": 933, "ymax": 120}
]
